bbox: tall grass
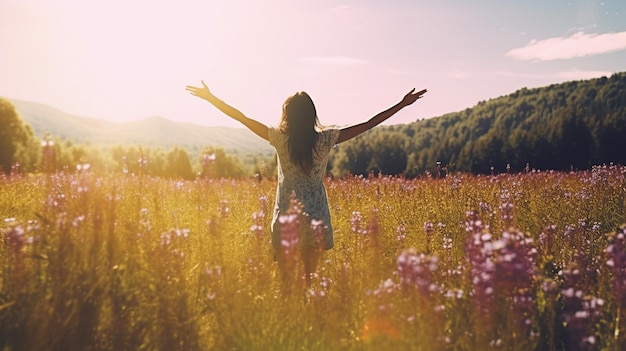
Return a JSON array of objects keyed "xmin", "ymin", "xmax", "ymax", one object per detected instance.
[{"xmin": 1, "ymin": 165, "xmax": 625, "ymax": 350}]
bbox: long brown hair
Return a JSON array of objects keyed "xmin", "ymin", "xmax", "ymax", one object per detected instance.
[{"xmin": 279, "ymin": 91, "xmax": 321, "ymax": 174}]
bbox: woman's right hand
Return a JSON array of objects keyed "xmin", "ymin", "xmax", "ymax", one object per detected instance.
[
  {"xmin": 401, "ymin": 88, "xmax": 427, "ymax": 106},
  {"xmin": 185, "ymin": 80, "xmax": 213, "ymax": 101}
]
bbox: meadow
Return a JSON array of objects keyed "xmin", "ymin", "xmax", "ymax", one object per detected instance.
[{"xmin": 1, "ymin": 165, "xmax": 626, "ymax": 351}]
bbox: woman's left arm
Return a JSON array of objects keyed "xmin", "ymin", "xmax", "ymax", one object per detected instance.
[
  {"xmin": 336, "ymin": 88, "xmax": 426, "ymax": 144},
  {"xmin": 186, "ymin": 80, "xmax": 269, "ymax": 141}
]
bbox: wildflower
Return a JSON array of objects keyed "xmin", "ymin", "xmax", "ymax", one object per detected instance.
[
  {"xmin": 499, "ymin": 190, "xmax": 514, "ymax": 228},
  {"xmin": 218, "ymin": 199, "xmax": 229, "ymax": 217},
  {"xmin": 137, "ymin": 208, "xmax": 152, "ymax": 237},
  {"xmin": 250, "ymin": 197, "xmax": 267, "ymax": 240},
  {"xmin": 72, "ymin": 215, "xmax": 85, "ymax": 227},
  {"xmin": 3, "ymin": 219, "xmax": 25, "ymax": 253},
  {"xmin": 499, "ymin": 202, "xmax": 514, "ymax": 227},
  {"xmin": 76, "ymin": 163, "xmax": 90, "ymax": 172},
  {"xmin": 450, "ymin": 175, "xmax": 461, "ymax": 189},
  {"xmin": 308, "ymin": 274, "xmax": 332, "ymax": 298},
  {"xmin": 479, "ymin": 201, "xmax": 493, "ymax": 217},
  {"xmin": 539, "ymin": 224, "xmax": 557, "ymax": 256},
  {"xmin": 310, "ymin": 219, "xmax": 326, "ymax": 248},
  {"xmin": 424, "ymin": 222, "xmax": 434, "ymax": 247},
  {"xmin": 205, "ymin": 265, "xmax": 222, "ymax": 277},
  {"xmin": 605, "ymin": 225, "xmax": 626, "ymax": 308},
  {"xmin": 278, "ymin": 213, "xmax": 299, "ymax": 255},
  {"xmin": 466, "ymin": 211, "xmax": 536, "ymax": 330},
  {"xmin": 258, "ymin": 195, "xmax": 269, "ymax": 214},
  {"xmin": 351, "ymin": 211, "xmax": 366, "ymax": 235},
  {"xmin": 424, "ymin": 222, "xmax": 434, "ymax": 236},
  {"xmin": 396, "ymin": 224, "xmax": 406, "ymax": 242},
  {"xmin": 444, "ymin": 289, "xmax": 464, "ymax": 299},
  {"xmin": 442, "ymin": 234, "xmax": 453, "ymax": 261},
  {"xmin": 160, "ymin": 228, "xmax": 190, "ymax": 254},
  {"xmin": 489, "ymin": 339, "xmax": 502, "ymax": 348},
  {"xmin": 138, "ymin": 146, "xmax": 148, "ymax": 172},
  {"xmin": 122, "ymin": 155, "xmax": 129, "ymax": 174},
  {"xmin": 465, "ymin": 210, "xmax": 487, "ymax": 235},
  {"xmin": 397, "ymin": 248, "xmax": 439, "ymax": 296},
  {"xmin": 160, "ymin": 231, "xmax": 172, "ymax": 246}
]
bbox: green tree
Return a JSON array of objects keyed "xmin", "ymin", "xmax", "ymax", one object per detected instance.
[
  {"xmin": 198, "ymin": 146, "xmax": 246, "ymax": 179},
  {"xmin": 369, "ymin": 132, "xmax": 408, "ymax": 175},
  {"xmin": 165, "ymin": 147, "xmax": 195, "ymax": 180},
  {"xmin": 333, "ymin": 133, "xmax": 374, "ymax": 176},
  {"xmin": 0, "ymin": 98, "xmax": 39, "ymax": 174}
]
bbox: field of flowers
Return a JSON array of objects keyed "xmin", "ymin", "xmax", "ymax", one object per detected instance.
[{"xmin": 1, "ymin": 165, "xmax": 626, "ymax": 350}]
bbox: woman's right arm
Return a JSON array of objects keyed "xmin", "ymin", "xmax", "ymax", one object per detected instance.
[
  {"xmin": 186, "ymin": 81, "xmax": 269, "ymax": 141},
  {"xmin": 336, "ymin": 88, "xmax": 426, "ymax": 144}
]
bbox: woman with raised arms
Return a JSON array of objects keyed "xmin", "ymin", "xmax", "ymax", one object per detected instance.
[{"xmin": 186, "ymin": 81, "xmax": 426, "ymax": 284}]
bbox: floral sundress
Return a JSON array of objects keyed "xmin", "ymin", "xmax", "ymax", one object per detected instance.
[{"xmin": 268, "ymin": 127, "xmax": 341, "ymax": 250}]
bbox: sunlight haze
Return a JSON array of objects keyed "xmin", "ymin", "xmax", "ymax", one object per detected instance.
[{"xmin": 1, "ymin": 0, "xmax": 625, "ymax": 128}]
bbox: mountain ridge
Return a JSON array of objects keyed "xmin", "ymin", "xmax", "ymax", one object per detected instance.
[{"xmin": 8, "ymin": 98, "xmax": 274, "ymax": 155}]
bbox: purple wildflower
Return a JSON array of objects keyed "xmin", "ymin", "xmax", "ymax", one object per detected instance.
[
  {"xmin": 218, "ymin": 199, "xmax": 229, "ymax": 217},
  {"xmin": 396, "ymin": 224, "xmax": 407, "ymax": 242},
  {"xmin": 465, "ymin": 212, "xmax": 537, "ymax": 329},
  {"xmin": 539, "ymin": 224, "xmax": 557, "ymax": 256},
  {"xmin": 250, "ymin": 195, "xmax": 270, "ymax": 239},
  {"xmin": 366, "ymin": 278, "xmax": 397, "ymax": 313},
  {"xmin": 310, "ymin": 219, "xmax": 326, "ymax": 249},
  {"xmin": 560, "ymin": 265, "xmax": 603, "ymax": 351},
  {"xmin": 499, "ymin": 190, "xmax": 514, "ymax": 228},
  {"xmin": 479, "ymin": 201, "xmax": 493, "ymax": 218},
  {"xmin": 278, "ymin": 213, "xmax": 299, "ymax": 256},
  {"xmin": 424, "ymin": 221, "xmax": 434, "ymax": 253},
  {"xmin": 3, "ymin": 218, "xmax": 25, "ymax": 253},
  {"xmin": 606, "ymin": 225, "xmax": 626, "ymax": 308},
  {"xmin": 465, "ymin": 210, "xmax": 487, "ymax": 235},
  {"xmin": 397, "ymin": 248, "xmax": 439, "ymax": 296},
  {"xmin": 351, "ymin": 211, "xmax": 366, "ymax": 235},
  {"xmin": 138, "ymin": 146, "xmax": 148, "ymax": 173}
]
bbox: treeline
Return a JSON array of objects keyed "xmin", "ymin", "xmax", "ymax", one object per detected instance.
[
  {"xmin": 0, "ymin": 98, "xmax": 275, "ymax": 179},
  {"xmin": 331, "ymin": 72, "xmax": 626, "ymax": 176},
  {"xmin": 2, "ymin": 72, "xmax": 625, "ymax": 178}
]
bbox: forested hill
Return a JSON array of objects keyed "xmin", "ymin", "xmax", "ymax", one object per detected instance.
[{"xmin": 332, "ymin": 72, "xmax": 626, "ymax": 176}]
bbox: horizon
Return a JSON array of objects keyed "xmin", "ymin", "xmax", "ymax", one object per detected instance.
[
  {"xmin": 1, "ymin": 0, "xmax": 625, "ymax": 128},
  {"xmin": 7, "ymin": 71, "xmax": 624, "ymax": 130}
]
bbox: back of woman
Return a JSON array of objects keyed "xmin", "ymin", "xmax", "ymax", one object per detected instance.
[{"xmin": 268, "ymin": 127, "xmax": 340, "ymax": 250}]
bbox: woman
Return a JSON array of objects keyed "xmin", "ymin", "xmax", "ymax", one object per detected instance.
[{"xmin": 186, "ymin": 81, "xmax": 426, "ymax": 282}]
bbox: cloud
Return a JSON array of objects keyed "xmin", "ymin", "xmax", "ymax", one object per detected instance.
[
  {"xmin": 449, "ymin": 68, "xmax": 471, "ymax": 79},
  {"xmin": 506, "ymin": 31, "xmax": 626, "ymax": 61},
  {"xmin": 329, "ymin": 5, "xmax": 349, "ymax": 12},
  {"xmin": 299, "ymin": 56, "xmax": 366, "ymax": 66}
]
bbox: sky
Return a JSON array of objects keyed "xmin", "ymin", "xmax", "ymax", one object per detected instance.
[{"xmin": 1, "ymin": 0, "xmax": 625, "ymax": 128}]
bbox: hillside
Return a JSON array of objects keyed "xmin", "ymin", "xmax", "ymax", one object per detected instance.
[
  {"xmin": 9, "ymin": 99, "xmax": 274, "ymax": 155},
  {"xmin": 333, "ymin": 72, "xmax": 626, "ymax": 175},
  {"xmin": 7, "ymin": 72, "xmax": 626, "ymax": 176}
]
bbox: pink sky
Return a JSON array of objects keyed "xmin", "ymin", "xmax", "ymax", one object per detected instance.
[{"xmin": 1, "ymin": 0, "xmax": 624, "ymax": 128}]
